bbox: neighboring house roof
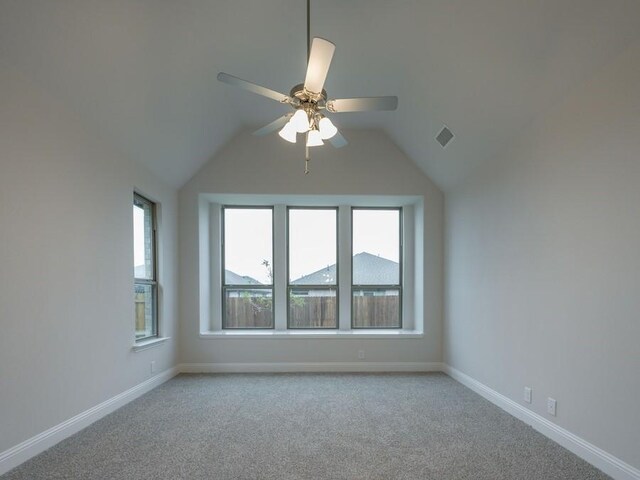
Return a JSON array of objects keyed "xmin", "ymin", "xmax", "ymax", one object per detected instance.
[
  {"xmin": 225, "ymin": 270, "xmax": 262, "ymax": 285},
  {"xmin": 291, "ymin": 252, "xmax": 399, "ymax": 286},
  {"xmin": 134, "ymin": 264, "xmax": 147, "ymax": 278},
  {"xmin": 138, "ymin": 255, "xmax": 396, "ymax": 287},
  {"xmin": 137, "ymin": 265, "xmax": 262, "ymax": 285},
  {"xmin": 292, "ymin": 263, "xmax": 336, "ymax": 286}
]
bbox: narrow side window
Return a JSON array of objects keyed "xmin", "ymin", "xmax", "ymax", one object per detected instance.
[{"xmin": 133, "ymin": 193, "xmax": 158, "ymax": 340}]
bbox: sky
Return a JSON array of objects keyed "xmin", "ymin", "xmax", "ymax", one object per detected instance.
[
  {"xmin": 289, "ymin": 209, "xmax": 337, "ymax": 281},
  {"xmin": 223, "ymin": 208, "xmax": 400, "ymax": 284},
  {"xmin": 224, "ymin": 208, "xmax": 273, "ymax": 284},
  {"xmin": 133, "ymin": 205, "xmax": 145, "ymax": 268},
  {"xmin": 352, "ymin": 209, "xmax": 400, "ymax": 262}
]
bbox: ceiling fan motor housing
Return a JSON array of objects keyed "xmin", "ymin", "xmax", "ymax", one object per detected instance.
[{"xmin": 290, "ymin": 83, "xmax": 327, "ymax": 106}]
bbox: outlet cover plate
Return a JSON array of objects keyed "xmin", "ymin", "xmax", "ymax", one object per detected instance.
[{"xmin": 524, "ymin": 387, "xmax": 532, "ymax": 403}]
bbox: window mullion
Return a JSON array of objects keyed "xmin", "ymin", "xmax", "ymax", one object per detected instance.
[
  {"xmin": 210, "ymin": 202, "xmax": 222, "ymax": 332},
  {"xmin": 402, "ymin": 205, "xmax": 414, "ymax": 331},
  {"xmin": 338, "ymin": 205, "xmax": 351, "ymax": 331},
  {"xmin": 273, "ymin": 204, "xmax": 287, "ymax": 331}
]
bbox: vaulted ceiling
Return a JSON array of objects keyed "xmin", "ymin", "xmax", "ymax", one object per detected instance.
[{"xmin": 1, "ymin": 0, "xmax": 639, "ymax": 189}]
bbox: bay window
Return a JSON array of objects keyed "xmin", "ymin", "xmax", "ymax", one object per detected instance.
[{"xmin": 201, "ymin": 195, "xmax": 421, "ymax": 336}]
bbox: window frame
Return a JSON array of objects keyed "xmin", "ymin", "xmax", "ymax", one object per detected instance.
[
  {"xmin": 201, "ymin": 195, "xmax": 422, "ymax": 337},
  {"xmin": 133, "ymin": 192, "xmax": 158, "ymax": 342},
  {"xmin": 221, "ymin": 205, "xmax": 275, "ymax": 330},
  {"xmin": 286, "ymin": 206, "xmax": 339, "ymax": 330},
  {"xmin": 350, "ymin": 207, "xmax": 403, "ymax": 329}
]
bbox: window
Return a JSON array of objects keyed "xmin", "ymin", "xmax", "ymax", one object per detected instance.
[
  {"xmin": 203, "ymin": 196, "xmax": 418, "ymax": 335},
  {"xmin": 352, "ymin": 208, "xmax": 402, "ymax": 328},
  {"xmin": 133, "ymin": 193, "xmax": 157, "ymax": 340},
  {"xmin": 287, "ymin": 208, "xmax": 338, "ymax": 329},
  {"xmin": 222, "ymin": 207, "xmax": 274, "ymax": 329}
]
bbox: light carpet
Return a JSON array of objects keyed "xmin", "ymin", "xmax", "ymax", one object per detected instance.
[{"xmin": 1, "ymin": 373, "xmax": 610, "ymax": 479}]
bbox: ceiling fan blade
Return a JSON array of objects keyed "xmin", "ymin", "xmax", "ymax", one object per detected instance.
[
  {"xmin": 217, "ymin": 72, "xmax": 291, "ymax": 103},
  {"xmin": 252, "ymin": 114, "xmax": 292, "ymax": 136},
  {"xmin": 303, "ymin": 37, "xmax": 336, "ymax": 94},
  {"xmin": 329, "ymin": 131, "xmax": 348, "ymax": 148},
  {"xmin": 327, "ymin": 96, "xmax": 398, "ymax": 113}
]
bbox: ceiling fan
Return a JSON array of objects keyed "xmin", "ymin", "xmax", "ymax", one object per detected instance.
[{"xmin": 217, "ymin": 0, "xmax": 398, "ymax": 173}]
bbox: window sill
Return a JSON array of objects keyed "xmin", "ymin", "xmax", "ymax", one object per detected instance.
[
  {"xmin": 199, "ymin": 331, "xmax": 423, "ymax": 340},
  {"xmin": 132, "ymin": 336, "xmax": 170, "ymax": 352}
]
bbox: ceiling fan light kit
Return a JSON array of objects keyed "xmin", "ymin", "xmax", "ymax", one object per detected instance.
[
  {"xmin": 318, "ymin": 116, "xmax": 337, "ymax": 139},
  {"xmin": 217, "ymin": 0, "xmax": 398, "ymax": 173},
  {"xmin": 290, "ymin": 108, "xmax": 312, "ymax": 133},
  {"xmin": 278, "ymin": 122, "xmax": 298, "ymax": 143},
  {"xmin": 306, "ymin": 129, "xmax": 324, "ymax": 147}
]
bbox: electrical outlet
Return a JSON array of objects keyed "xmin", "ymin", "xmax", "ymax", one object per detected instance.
[
  {"xmin": 150, "ymin": 361, "xmax": 156, "ymax": 374},
  {"xmin": 547, "ymin": 397, "xmax": 557, "ymax": 416},
  {"xmin": 357, "ymin": 350, "xmax": 365, "ymax": 360},
  {"xmin": 524, "ymin": 387, "xmax": 532, "ymax": 404}
]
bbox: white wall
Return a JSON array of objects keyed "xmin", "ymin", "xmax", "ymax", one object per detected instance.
[
  {"xmin": 179, "ymin": 129, "xmax": 443, "ymax": 365},
  {"xmin": 445, "ymin": 43, "xmax": 640, "ymax": 468},
  {"xmin": 0, "ymin": 61, "xmax": 179, "ymax": 453}
]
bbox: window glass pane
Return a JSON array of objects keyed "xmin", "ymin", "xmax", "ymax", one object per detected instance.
[
  {"xmin": 352, "ymin": 209, "xmax": 400, "ymax": 285},
  {"xmin": 224, "ymin": 208, "xmax": 273, "ymax": 285},
  {"xmin": 133, "ymin": 196, "xmax": 154, "ymax": 280},
  {"xmin": 134, "ymin": 283, "xmax": 156, "ymax": 338},
  {"xmin": 289, "ymin": 288, "xmax": 337, "ymax": 328},
  {"xmin": 224, "ymin": 288, "xmax": 273, "ymax": 328},
  {"xmin": 289, "ymin": 209, "xmax": 337, "ymax": 284},
  {"xmin": 352, "ymin": 288, "xmax": 400, "ymax": 328}
]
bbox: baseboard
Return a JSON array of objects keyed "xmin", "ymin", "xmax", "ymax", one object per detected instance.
[
  {"xmin": 180, "ymin": 361, "xmax": 444, "ymax": 373},
  {"xmin": 442, "ymin": 364, "xmax": 640, "ymax": 480},
  {"xmin": 0, "ymin": 366, "xmax": 180, "ymax": 476}
]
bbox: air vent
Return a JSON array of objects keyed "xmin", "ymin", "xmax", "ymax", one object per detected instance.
[{"xmin": 436, "ymin": 125, "xmax": 454, "ymax": 148}]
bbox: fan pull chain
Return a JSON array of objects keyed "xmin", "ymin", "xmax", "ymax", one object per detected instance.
[{"xmin": 305, "ymin": 145, "xmax": 310, "ymax": 174}]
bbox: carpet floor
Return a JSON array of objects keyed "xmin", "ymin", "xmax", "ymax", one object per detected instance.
[{"xmin": 2, "ymin": 373, "xmax": 609, "ymax": 479}]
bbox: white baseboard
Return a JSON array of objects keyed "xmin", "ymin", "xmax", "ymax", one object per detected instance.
[
  {"xmin": 180, "ymin": 361, "xmax": 444, "ymax": 373},
  {"xmin": 442, "ymin": 364, "xmax": 640, "ymax": 480},
  {"xmin": 0, "ymin": 366, "xmax": 180, "ymax": 476}
]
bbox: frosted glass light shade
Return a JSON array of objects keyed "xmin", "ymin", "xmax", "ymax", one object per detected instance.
[
  {"xmin": 291, "ymin": 109, "xmax": 311, "ymax": 133},
  {"xmin": 318, "ymin": 117, "xmax": 338, "ymax": 139},
  {"xmin": 306, "ymin": 129, "xmax": 324, "ymax": 147},
  {"xmin": 278, "ymin": 122, "xmax": 297, "ymax": 143}
]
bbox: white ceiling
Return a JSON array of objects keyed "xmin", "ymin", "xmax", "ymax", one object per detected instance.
[{"xmin": 1, "ymin": 0, "xmax": 639, "ymax": 189}]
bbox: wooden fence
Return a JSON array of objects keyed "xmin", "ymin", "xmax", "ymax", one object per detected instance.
[
  {"xmin": 352, "ymin": 295, "xmax": 400, "ymax": 328},
  {"xmin": 289, "ymin": 297, "xmax": 337, "ymax": 328},
  {"xmin": 135, "ymin": 291, "xmax": 147, "ymax": 332},
  {"xmin": 225, "ymin": 296, "xmax": 273, "ymax": 328},
  {"xmin": 225, "ymin": 295, "xmax": 399, "ymax": 328}
]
